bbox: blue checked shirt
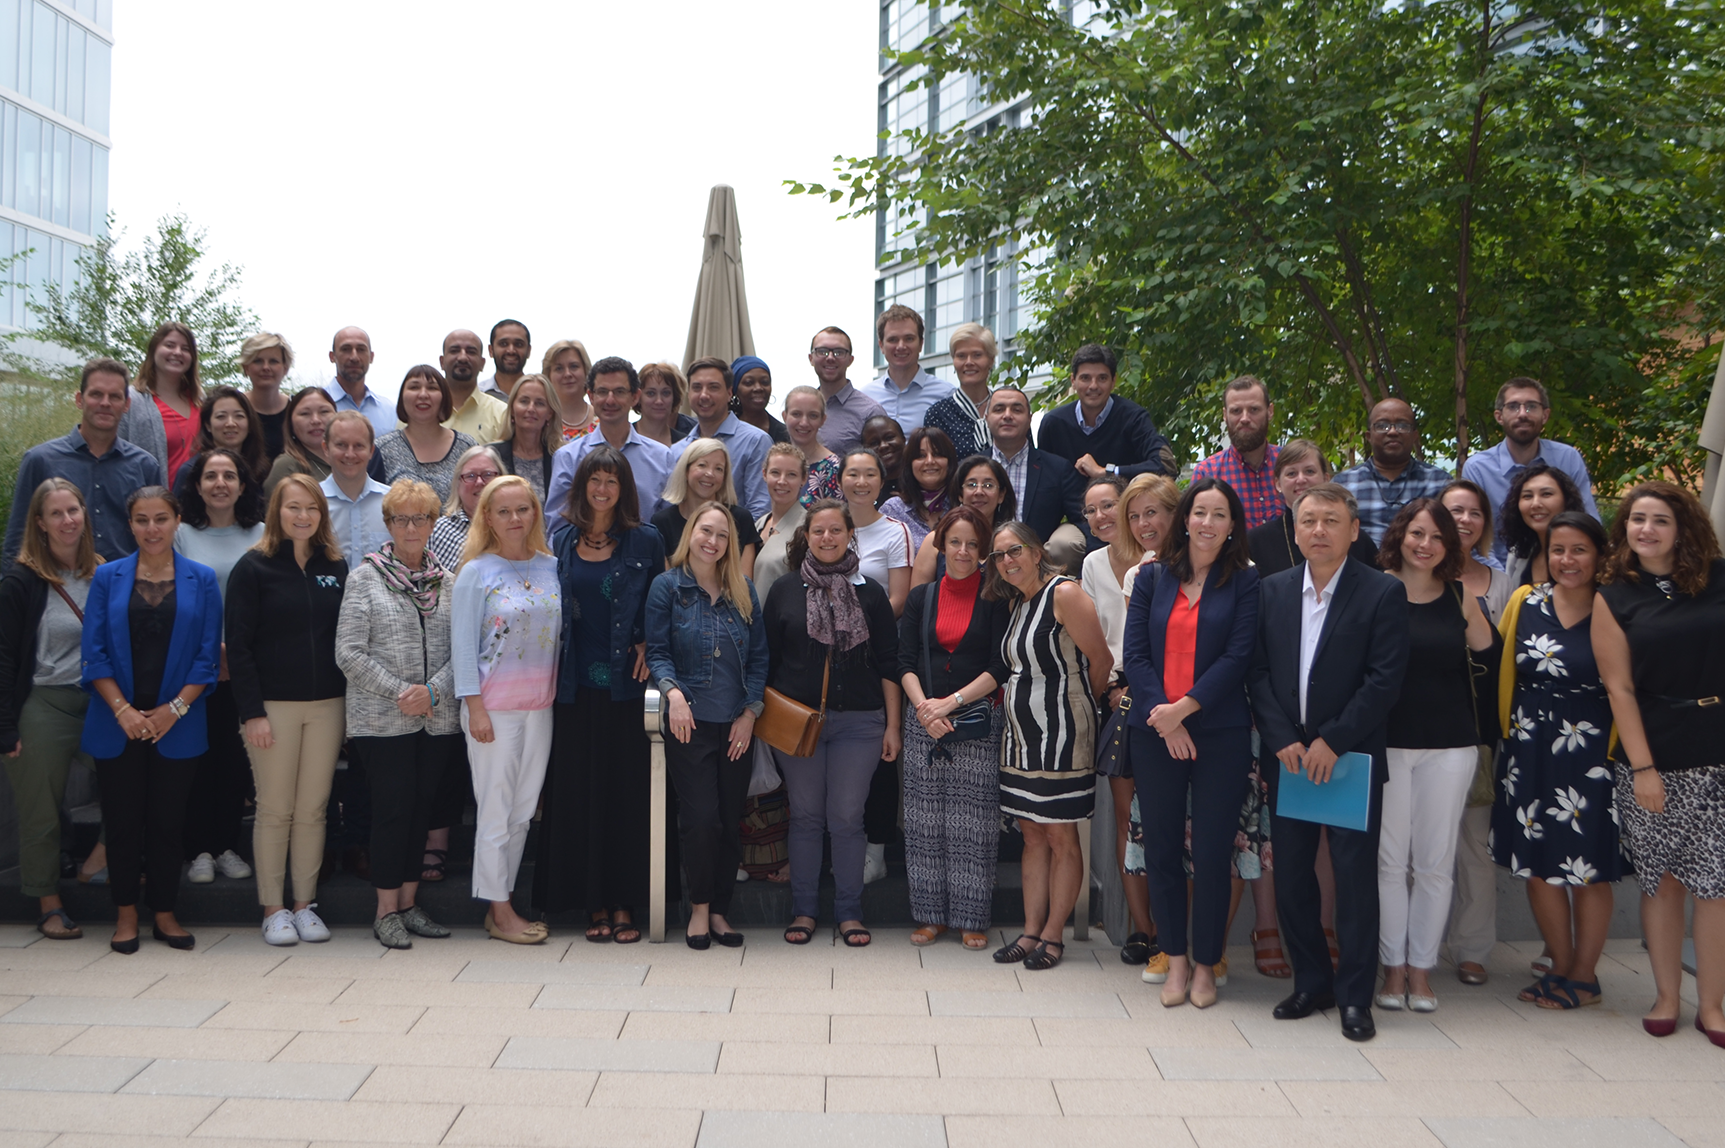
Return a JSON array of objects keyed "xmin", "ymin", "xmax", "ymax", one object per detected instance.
[{"xmin": 1332, "ymin": 457, "xmax": 1454, "ymax": 545}]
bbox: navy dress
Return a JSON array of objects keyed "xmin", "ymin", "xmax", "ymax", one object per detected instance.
[{"xmin": 1489, "ymin": 586, "xmax": 1623, "ymax": 885}]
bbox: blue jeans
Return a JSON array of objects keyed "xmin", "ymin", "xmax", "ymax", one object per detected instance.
[{"xmin": 775, "ymin": 710, "xmax": 886, "ymax": 923}]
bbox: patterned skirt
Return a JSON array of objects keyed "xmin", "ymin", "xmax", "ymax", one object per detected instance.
[
  {"xmin": 1615, "ymin": 762, "xmax": 1725, "ymax": 899},
  {"xmin": 1000, "ymin": 764, "xmax": 1095, "ymax": 824}
]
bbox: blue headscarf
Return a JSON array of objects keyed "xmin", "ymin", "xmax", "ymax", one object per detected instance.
[{"xmin": 729, "ymin": 355, "xmax": 770, "ymax": 395}]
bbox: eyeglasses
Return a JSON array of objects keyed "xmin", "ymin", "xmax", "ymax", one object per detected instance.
[
  {"xmin": 459, "ymin": 471, "xmax": 502, "ymax": 485},
  {"xmin": 987, "ymin": 543, "xmax": 1028, "ymax": 563},
  {"xmin": 387, "ymin": 514, "xmax": 433, "ymax": 528},
  {"xmin": 809, "ymin": 348, "xmax": 851, "ymax": 360},
  {"xmin": 1497, "ymin": 401, "xmax": 1547, "ymax": 415},
  {"xmin": 962, "ymin": 479, "xmax": 999, "ymax": 492},
  {"xmin": 1370, "ymin": 420, "xmax": 1415, "ymax": 434}
]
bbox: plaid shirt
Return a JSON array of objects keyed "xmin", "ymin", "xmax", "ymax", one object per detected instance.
[
  {"xmin": 992, "ymin": 441, "xmax": 1031, "ymax": 519},
  {"xmin": 1192, "ymin": 444, "xmax": 1283, "ymax": 530},
  {"xmin": 1332, "ymin": 457, "xmax": 1454, "ymax": 544}
]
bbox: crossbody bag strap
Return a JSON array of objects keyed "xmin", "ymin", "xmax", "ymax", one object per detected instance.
[
  {"xmin": 1452, "ymin": 582, "xmax": 1481, "ymax": 742},
  {"xmin": 817, "ymin": 652, "xmax": 832, "ymax": 717},
  {"xmin": 920, "ymin": 581, "xmax": 939, "ymax": 694},
  {"xmin": 50, "ymin": 583, "xmax": 84, "ymax": 624}
]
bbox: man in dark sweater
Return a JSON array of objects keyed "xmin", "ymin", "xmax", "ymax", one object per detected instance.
[{"xmin": 1037, "ymin": 345, "xmax": 1175, "ymax": 481}]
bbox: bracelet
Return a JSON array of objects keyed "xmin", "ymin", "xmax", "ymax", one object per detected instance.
[
  {"xmin": 113, "ymin": 702, "xmax": 133, "ymax": 718},
  {"xmin": 1632, "ymin": 764, "xmax": 1658, "ymax": 774},
  {"xmin": 428, "ymin": 684, "xmax": 438, "ymax": 708},
  {"xmin": 168, "ymin": 696, "xmax": 189, "ymax": 719}
]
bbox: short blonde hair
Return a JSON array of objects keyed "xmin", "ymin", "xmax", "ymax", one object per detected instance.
[
  {"xmin": 783, "ymin": 385, "xmax": 826, "ymax": 417},
  {"xmin": 325, "ymin": 409, "xmax": 375, "ymax": 447},
  {"xmin": 240, "ymin": 332, "xmax": 295, "ymax": 373},
  {"xmin": 382, "ymin": 478, "xmax": 440, "ymax": 520},
  {"xmin": 1115, "ymin": 473, "xmax": 1180, "ymax": 562},
  {"xmin": 540, "ymin": 339, "xmax": 591, "ymax": 378},
  {"xmin": 764, "ymin": 440, "xmax": 808, "ymax": 476},
  {"xmin": 459, "ymin": 475, "xmax": 550, "ymax": 568},
  {"xmin": 256, "ymin": 473, "xmax": 342, "ymax": 562},
  {"xmin": 662, "ymin": 438, "xmax": 738, "ymax": 509},
  {"xmin": 950, "ymin": 322, "xmax": 997, "ymax": 360},
  {"xmin": 668, "ymin": 501, "xmax": 754, "ymax": 623}
]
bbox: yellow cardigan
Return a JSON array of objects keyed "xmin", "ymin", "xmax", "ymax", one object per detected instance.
[{"xmin": 1495, "ymin": 583, "xmax": 1617, "ymax": 753}]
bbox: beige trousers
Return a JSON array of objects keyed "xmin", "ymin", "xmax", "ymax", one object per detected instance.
[{"xmin": 246, "ymin": 697, "xmax": 346, "ymax": 907}]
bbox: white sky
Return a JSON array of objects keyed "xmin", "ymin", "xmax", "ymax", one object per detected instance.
[{"xmin": 107, "ymin": 1, "xmax": 881, "ymax": 411}]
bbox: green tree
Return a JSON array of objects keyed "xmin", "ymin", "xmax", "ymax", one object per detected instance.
[
  {"xmin": 794, "ymin": 1, "xmax": 1725, "ymax": 484},
  {"xmin": 9, "ymin": 211, "xmax": 259, "ymax": 384}
]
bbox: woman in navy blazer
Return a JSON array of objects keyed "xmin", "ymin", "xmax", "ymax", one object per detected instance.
[
  {"xmin": 81, "ymin": 486, "xmax": 223, "ymax": 953},
  {"xmin": 1123, "ymin": 477, "xmax": 1259, "ymax": 1008}
]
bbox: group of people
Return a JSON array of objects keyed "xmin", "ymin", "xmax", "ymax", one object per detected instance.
[{"xmin": 1, "ymin": 307, "xmax": 1721, "ymax": 1049}]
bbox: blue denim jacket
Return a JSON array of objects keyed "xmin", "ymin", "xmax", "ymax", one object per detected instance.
[
  {"xmin": 644, "ymin": 566, "xmax": 768, "ymax": 722},
  {"xmin": 554, "ymin": 523, "xmax": 666, "ymax": 703}
]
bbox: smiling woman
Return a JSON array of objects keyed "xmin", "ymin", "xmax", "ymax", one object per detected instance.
[{"xmin": 377, "ymin": 366, "xmax": 474, "ymax": 505}]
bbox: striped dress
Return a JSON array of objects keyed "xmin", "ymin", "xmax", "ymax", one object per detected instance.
[{"xmin": 999, "ymin": 575, "xmax": 1097, "ymax": 823}]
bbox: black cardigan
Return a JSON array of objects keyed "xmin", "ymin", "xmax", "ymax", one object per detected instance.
[
  {"xmin": 224, "ymin": 543, "xmax": 349, "ymax": 721},
  {"xmin": 0, "ymin": 566, "xmax": 52, "ymax": 753},
  {"xmin": 488, "ymin": 439, "xmax": 555, "ymax": 505},
  {"xmin": 1247, "ymin": 510, "xmax": 1382, "ymax": 577},
  {"xmin": 896, "ymin": 577, "xmax": 1010, "ymax": 699},
  {"xmin": 763, "ymin": 572, "xmax": 899, "ymax": 713}
]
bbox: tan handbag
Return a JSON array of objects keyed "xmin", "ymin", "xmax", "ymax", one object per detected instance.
[{"xmin": 755, "ymin": 654, "xmax": 831, "ymax": 758}]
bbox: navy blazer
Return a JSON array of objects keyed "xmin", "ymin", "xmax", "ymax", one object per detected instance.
[
  {"xmin": 80, "ymin": 552, "xmax": 223, "ymax": 760},
  {"xmin": 1246, "ymin": 558, "xmax": 1409, "ymax": 778},
  {"xmin": 1016, "ymin": 447, "xmax": 1090, "ymax": 548},
  {"xmin": 1122, "ymin": 560, "xmax": 1259, "ymax": 730}
]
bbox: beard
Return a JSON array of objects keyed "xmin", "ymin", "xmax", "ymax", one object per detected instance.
[
  {"xmin": 447, "ymin": 363, "xmax": 476, "ymax": 384},
  {"xmin": 1229, "ymin": 424, "xmax": 1268, "ymax": 453}
]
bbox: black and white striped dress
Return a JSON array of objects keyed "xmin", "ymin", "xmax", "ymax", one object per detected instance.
[{"xmin": 999, "ymin": 575, "xmax": 1097, "ymax": 823}]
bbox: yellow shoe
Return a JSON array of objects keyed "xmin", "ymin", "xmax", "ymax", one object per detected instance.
[
  {"xmin": 1214, "ymin": 955, "xmax": 1229, "ymax": 986},
  {"xmin": 1141, "ymin": 949, "xmax": 1170, "ymax": 983}
]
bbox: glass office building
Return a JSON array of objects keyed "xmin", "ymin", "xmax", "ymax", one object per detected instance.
[{"xmin": 0, "ymin": 0, "xmax": 111, "ymax": 332}]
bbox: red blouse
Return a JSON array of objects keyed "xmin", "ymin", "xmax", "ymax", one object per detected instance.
[
  {"xmin": 157, "ymin": 395, "xmax": 196, "ymax": 482},
  {"xmin": 1162, "ymin": 589, "xmax": 1201, "ymax": 702},
  {"xmin": 936, "ymin": 571, "xmax": 981, "ymax": 652}
]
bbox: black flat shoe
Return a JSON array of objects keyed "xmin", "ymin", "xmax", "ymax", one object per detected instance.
[
  {"xmin": 152, "ymin": 925, "xmax": 195, "ymax": 951},
  {"xmin": 1272, "ymin": 989, "xmax": 1335, "ymax": 1020},
  {"xmin": 1120, "ymin": 932, "xmax": 1153, "ymax": 965},
  {"xmin": 110, "ymin": 934, "xmax": 139, "ymax": 954},
  {"xmin": 713, "ymin": 931, "xmax": 745, "ymax": 948},
  {"xmin": 1340, "ymin": 1005, "xmax": 1376, "ymax": 1042},
  {"xmin": 686, "ymin": 933, "xmax": 711, "ymax": 950}
]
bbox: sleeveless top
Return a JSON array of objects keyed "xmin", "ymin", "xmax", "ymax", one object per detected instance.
[
  {"xmin": 1000, "ymin": 575, "xmax": 1097, "ymax": 774},
  {"xmin": 1598, "ymin": 558, "xmax": 1725, "ymax": 772},
  {"xmin": 1388, "ymin": 587, "xmax": 1477, "ymax": 749}
]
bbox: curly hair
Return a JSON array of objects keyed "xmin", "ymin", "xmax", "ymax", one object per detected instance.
[
  {"xmin": 1602, "ymin": 481, "xmax": 1722, "ymax": 598},
  {"xmin": 785, "ymin": 499, "xmax": 854, "ymax": 570},
  {"xmin": 1498, "ymin": 461, "xmax": 1584, "ymax": 558},
  {"xmin": 1378, "ymin": 498, "xmax": 1464, "ymax": 582}
]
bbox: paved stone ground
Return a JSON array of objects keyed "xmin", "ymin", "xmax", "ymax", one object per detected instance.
[{"xmin": 0, "ymin": 923, "xmax": 1715, "ymax": 1148}]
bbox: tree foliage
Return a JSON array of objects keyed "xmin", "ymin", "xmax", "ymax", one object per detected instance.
[
  {"xmin": 792, "ymin": 0, "xmax": 1725, "ymax": 486},
  {"xmin": 8, "ymin": 211, "xmax": 259, "ymax": 384}
]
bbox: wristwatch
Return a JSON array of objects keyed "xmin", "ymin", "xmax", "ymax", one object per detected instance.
[
  {"xmin": 167, "ymin": 696, "xmax": 190, "ymax": 719},
  {"xmin": 952, "ymin": 692, "xmax": 966, "ymax": 707}
]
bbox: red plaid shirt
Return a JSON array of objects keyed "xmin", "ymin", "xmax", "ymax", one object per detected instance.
[{"xmin": 1192, "ymin": 443, "xmax": 1283, "ymax": 529}]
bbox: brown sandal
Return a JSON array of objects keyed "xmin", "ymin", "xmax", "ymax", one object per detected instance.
[
  {"xmin": 961, "ymin": 931, "xmax": 989, "ymax": 950},
  {"xmin": 1251, "ymin": 928, "xmax": 1292, "ymax": 978},
  {"xmin": 910, "ymin": 925, "xmax": 948, "ymax": 946}
]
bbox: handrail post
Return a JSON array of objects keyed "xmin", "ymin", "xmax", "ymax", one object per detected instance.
[{"xmin": 643, "ymin": 688, "xmax": 667, "ymax": 943}]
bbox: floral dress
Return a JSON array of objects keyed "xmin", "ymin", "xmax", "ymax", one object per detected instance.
[
  {"xmin": 1489, "ymin": 586, "xmax": 1623, "ymax": 885},
  {"xmin": 800, "ymin": 455, "xmax": 842, "ymax": 507}
]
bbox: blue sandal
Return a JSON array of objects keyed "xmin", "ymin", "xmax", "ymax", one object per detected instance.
[
  {"xmin": 37, "ymin": 908, "xmax": 81, "ymax": 939},
  {"xmin": 1537, "ymin": 977, "xmax": 1602, "ymax": 1009},
  {"xmin": 1517, "ymin": 972, "xmax": 1562, "ymax": 1004}
]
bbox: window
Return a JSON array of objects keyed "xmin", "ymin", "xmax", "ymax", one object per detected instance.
[
  {"xmin": 936, "ymin": 71, "xmax": 972, "ymax": 135},
  {"xmin": 15, "ymin": 106, "xmax": 38, "ymax": 217},
  {"xmin": 50, "ymin": 121, "xmax": 67, "ymax": 226},
  {"xmin": 0, "ymin": 0, "xmax": 16, "ymax": 92},
  {"xmin": 85, "ymin": 34, "xmax": 108, "ymax": 134},
  {"xmin": 931, "ymin": 264, "xmax": 967, "ymax": 358},
  {"xmin": 28, "ymin": 2, "xmax": 50, "ymax": 108},
  {"xmin": 89, "ymin": 139, "xmax": 104, "ymax": 229},
  {"xmin": 69, "ymin": 131, "xmax": 87, "ymax": 232},
  {"xmin": 880, "ymin": 64, "xmax": 928, "ymax": 160},
  {"xmin": 882, "ymin": 0, "xmax": 929, "ymax": 57}
]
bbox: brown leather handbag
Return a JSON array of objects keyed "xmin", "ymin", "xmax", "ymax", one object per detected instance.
[{"xmin": 755, "ymin": 654, "xmax": 831, "ymax": 758}]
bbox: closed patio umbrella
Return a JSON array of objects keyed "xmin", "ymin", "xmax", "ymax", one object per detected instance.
[
  {"xmin": 1701, "ymin": 346, "xmax": 1725, "ymax": 539},
  {"xmin": 682, "ymin": 185, "xmax": 755, "ymax": 374}
]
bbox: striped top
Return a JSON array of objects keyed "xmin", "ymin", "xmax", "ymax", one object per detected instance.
[{"xmin": 1000, "ymin": 575, "xmax": 1097, "ymax": 776}]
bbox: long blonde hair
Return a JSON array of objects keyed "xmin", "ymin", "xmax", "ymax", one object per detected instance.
[
  {"xmin": 459, "ymin": 475, "xmax": 550, "ymax": 568},
  {"xmin": 1115, "ymin": 473, "xmax": 1180, "ymax": 563},
  {"xmin": 662, "ymin": 438, "xmax": 738, "ymax": 508},
  {"xmin": 505, "ymin": 374, "xmax": 563, "ymax": 456},
  {"xmin": 16, "ymin": 478, "xmax": 99, "ymax": 584},
  {"xmin": 254, "ymin": 472, "xmax": 342, "ymax": 561},
  {"xmin": 669, "ymin": 500, "xmax": 754, "ymax": 623}
]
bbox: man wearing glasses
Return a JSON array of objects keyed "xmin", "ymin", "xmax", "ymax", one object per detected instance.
[
  {"xmin": 1331, "ymin": 398, "xmax": 1453, "ymax": 546},
  {"xmin": 1460, "ymin": 377, "xmax": 1599, "ymax": 563},
  {"xmin": 807, "ymin": 326, "xmax": 886, "ymax": 454}
]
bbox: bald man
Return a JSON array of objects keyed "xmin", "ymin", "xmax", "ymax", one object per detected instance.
[
  {"xmin": 438, "ymin": 328, "xmax": 510, "ymax": 444},
  {"xmin": 324, "ymin": 326, "xmax": 394, "ymax": 440},
  {"xmin": 1331, "ymin": 398, "xmax": 1453, "ymax": 545}
]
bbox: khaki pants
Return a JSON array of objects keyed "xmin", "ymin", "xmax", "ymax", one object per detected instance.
[
  {"xmin": 1445, "ymin": 803, "xmax": 1497, "ymax": 967},
  {"xmin": 1046, "ymin": 523, "xmax": 1088, "ymax": 576},
  {"xmin": 245, "ymin": 698, "xmax": 345, "ymax": 907},
  {"xmin": 5, "ymin": 686, "xmax": 90, "ymax": 898}
]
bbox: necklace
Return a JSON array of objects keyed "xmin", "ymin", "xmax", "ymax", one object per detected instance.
[
  {"xmin": 580, "ymin": 531, "xmax": 616, "ymax": 551},
  {"xmin": 503, "ymin": 554, "xmax": 538, "ymax": 591}
]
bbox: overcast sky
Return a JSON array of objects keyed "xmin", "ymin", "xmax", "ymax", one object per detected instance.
[{"xmin": 108, "ymin": 1, "xmax": 881, "ymax": 409}]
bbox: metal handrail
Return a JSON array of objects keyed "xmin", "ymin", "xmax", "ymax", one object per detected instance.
[{"xmin": 642, "ymin": 688, "xmax": 667, "ymax": 943}]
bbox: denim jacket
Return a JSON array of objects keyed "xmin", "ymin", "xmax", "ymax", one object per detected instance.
[
  {"xmin": 644, "ymin": 566, "xmax": 768, "ymax": 722},
  {"xmin": 554, "ymin": 523, "xmax": 666, "ymax": 704}
]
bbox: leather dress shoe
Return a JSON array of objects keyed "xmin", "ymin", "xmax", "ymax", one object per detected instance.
[
  {"xmin": 1341, "ymin": 1006, "xmax": 1376, "ymax": 1042},
  {"xmin": 1272, "ymin": 990, "xmax": 1336, "ymax": 1019}
]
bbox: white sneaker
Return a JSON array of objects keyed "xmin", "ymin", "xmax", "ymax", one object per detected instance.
[
  {"xmin": 863, "ymin": 842, "xmax": 887, "ymax": 884},
  {"xmin": 261, "ymin": 909, "xmax": 298, "ymax": 946},
  {"xmin": 292, "ymin": 905, "xmax": 331, "ymax": 943},
  {"xmin": 214, "ymin": 849, "xmax": 253, "ymax": 879},
  {"xmin": 186, "ymin": 853, "xmax": 215, "ymax": 883}
]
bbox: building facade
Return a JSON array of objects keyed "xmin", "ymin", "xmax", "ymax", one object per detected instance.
[{"xmin": 0, "ymin": 0, "xmax": 111, "ymax": 332}]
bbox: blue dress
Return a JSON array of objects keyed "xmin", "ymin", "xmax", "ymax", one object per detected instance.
[{"xmin": 1489, "ymin": 586, "xmax": 1624, "ymax": 885}]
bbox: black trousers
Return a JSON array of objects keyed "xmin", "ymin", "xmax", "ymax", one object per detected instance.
[
  {"xmin": 863, "ymin": 756, "xmax": 900, "ymax": 845},
  {"xmin": 428, "ymin": 737, "xmax": 472, "ymax": 833},
  {"xmin": 666, "ymin": 722, "xmax": 751, "ymax": 915},
  {"xmin": 1269, "ymin": 764, "xmax": 1385, "ymax": 1010},
  {"xmin": 184, "ymin": 681, "xmax": 248, "ymax": 860},
  {"xmin": 1131, "ymin": 724, "xmax": 1253, "ymax": 965},
  {"xmin": 96, "ymin": 740, "xmax": 198, "ymax": 912},
  {"xmin": 354, "ymin": 730, "xmax": 456, "ymax": 891}
]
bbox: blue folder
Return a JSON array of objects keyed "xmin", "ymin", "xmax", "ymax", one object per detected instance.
[{"xmin": 1275, "ymin": 750, "xmax": 1372, "ymax": 831}]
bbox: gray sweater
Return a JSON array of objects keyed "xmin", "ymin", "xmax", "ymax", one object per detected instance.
[
  {"xmin": 116, "ymin": 390, "xmax": 170, "ymax": 479},
  {"xmin": 334, "ymin": 561, "xmax": 459, "ymax": 738}
]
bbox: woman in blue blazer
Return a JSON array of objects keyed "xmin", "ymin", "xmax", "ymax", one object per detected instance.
[
  {"xmin": 1123, "ymin": 477, "xmax": 1259, "ymax": 1008},
  {"xmin": 81, "ymin": 487, "xmax": 222, "ymax": 953}
]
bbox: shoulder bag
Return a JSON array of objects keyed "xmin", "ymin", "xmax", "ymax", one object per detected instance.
[
  {"xmin": 921, "ymin": 582, "xmax": 993, "ymax": 744},
  {"xmin": 756, "ymin": 654, "xmax": 830, "ymax": 758},
  {"xmin": 1454, "ymin": 583, "xmax": 1497, "ymax": 808}
]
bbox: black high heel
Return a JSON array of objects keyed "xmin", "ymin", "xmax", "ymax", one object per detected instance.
[{"xmin": 152, "ymin": 925, "xmax": 195, "ymax": 951}]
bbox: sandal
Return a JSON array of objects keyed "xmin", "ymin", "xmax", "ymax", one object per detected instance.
[
  {"xmin": 838, "ymin": 925, "xmax": 872, "ymax": 948},
  {"xmin": 993, "ymin": 934, "xmax": 1038, "ymax": 964},
  {"xmin": 585, "ymin": 913, "xmax": 613, "ymax": 943},
  {"xmin": 1120, "ymin": 932, "xmax": 1152, "ymax": 965},
  {"xmin": 483, "ymin": 911, "xmax": 548, "ymax": 946},
  {"xmin": 1251, "ymin": 928, "xmax": 1292, "ymax": 978},
  {"xmin": 37, "ymin": 908, "xmax": 82, "ymax": 940},
  {"xmin": 1531, "ymin": 951, "xmax": 1553, "ymax": 976},
  {"xmin": 1023, "ymin": 939, "xmax": 1064, "ymax": 970},
  {"xmin": 419, "ymin": 849, "xmax": 448, "ymax": 883},
  {"xmin": 783, "ymin": 920, "xmax": 815, "ymax": 945},
  {"xmin": 961, "ymin": 931, "xmax": 989, "ymax": 950},
  {"xmin": 1536, "ymin": 977, "xmax": 1602, "ymax": 1010},
  {"xmin": 910, "ymin": 925, "xmax": 948, "ymax": 946},
  {"xmin": 612, "ymin": 918, "xmax": 642, "ymax": 944},
  {"xmin": 1518, "ymin": 973, "xmax": 1563, "ymax": 1004}
]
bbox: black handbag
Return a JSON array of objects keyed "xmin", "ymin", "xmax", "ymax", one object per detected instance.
[{"xmin": 921, "ymin": 583, "xmax": 993, "ymax": 744}]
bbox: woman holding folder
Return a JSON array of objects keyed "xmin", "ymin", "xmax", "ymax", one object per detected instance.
[{"xmin": 1123, "ymin": 477, "xmax": 1259, "ymax": 1008}]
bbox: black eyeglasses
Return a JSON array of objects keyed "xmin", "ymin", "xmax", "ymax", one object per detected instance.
[{"xmin": 987, "ymin": 543, "xmax": 1028, "ymax": 563}]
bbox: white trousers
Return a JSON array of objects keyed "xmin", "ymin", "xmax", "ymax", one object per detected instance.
[
  {"xmin": 1378, "ymin": 746, "xmax": 1477, "ymax": 968},
  {"xmin": 1446, "ymin": 802, "xmax": 1498, "ymax": 966},
  {"xmin": 463, "ymin": 706, "xmax": 553, "ymax": 903}
]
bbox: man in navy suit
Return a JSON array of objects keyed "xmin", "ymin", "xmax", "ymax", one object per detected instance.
[
  {"xmin": 1247, "ymin": 482, "xmax": 1409, "ymax": 1042},
  {"xmin": 985, "ymin": 387, "xmax": 1089, "ymax": 573}
]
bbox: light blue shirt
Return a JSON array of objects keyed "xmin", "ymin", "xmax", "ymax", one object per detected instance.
[
  {"xmin": 676, "ymin": 412, "xmax": 771, "ymax": 518},
  {"xmin": 1461, "ymin": 438, "xmax": 1599, "ymax": 563},
  {"xmin": 862, "ymin": 367, "xmax": 953, "ymax": 435},
  {"xmin": 1078, "ymin": 396, "xmax": 1115, "ymax": 435},
  {"xmin": 547, "ymin": 426, "xmax": 678, "ymax": 527},
  {"xmin": 319, "ymin": 474, "xmax": 391, "ymax": 569},
  {"xmin": 322, "ymin": 379, "xmax": 395, "ymax": 442}
]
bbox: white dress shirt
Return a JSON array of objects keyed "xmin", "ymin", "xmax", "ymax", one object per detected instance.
[{"xmin": 1298, "ymin": 562, "xmax": 1338, "ymax": 726}]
